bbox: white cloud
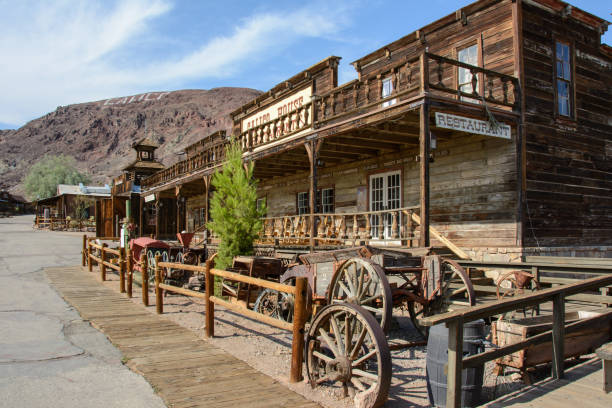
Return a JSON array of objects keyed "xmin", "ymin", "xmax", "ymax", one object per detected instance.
[{"xmin": 0, "ymin": 0, "xmax": 344, "ymax": 127}]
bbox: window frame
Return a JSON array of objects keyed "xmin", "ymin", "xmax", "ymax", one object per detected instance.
[
  {"xmin": 456, "ymin": 42, "xmax": 481, "ymax": 103},
  {"xmin": 381, "ymin": 76, "xmax": 396, "ymax": 108},
  {"xmin": 296, "ymin": 187, "xmax": 335, "ymax": 215},
  {"xmin": 553, "ymin": 39, "xmax": 575, "ymax": 120}
]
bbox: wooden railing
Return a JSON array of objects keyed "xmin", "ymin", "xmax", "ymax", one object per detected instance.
[
  {"xmin": 36, "ymin": 216, "xmax": 95, "ymax": 231},
  {"xmin": 141, "ymin": 143, "xmax": 226, "ymax": 189},
  {"xmin": 154, "ymin": 255, "xmax": 308, "ymax": 383},
  {"xmin": 421, "ymin": 274, "xmax": 612, "ymax": 408},
  {"xmin": 83, "ymin": 236, "xmax": 127, "ymax": 292},
  {"xmin": 237, "ymin": 101, "xmax": 313, "ymax": 151},
  {"xmin": 425, "ymin": 52, "xmax": 519, "ymax": 110},
  {"xmin": 257, "ymin": 205, "xmax": 420, "ymax": 247}
]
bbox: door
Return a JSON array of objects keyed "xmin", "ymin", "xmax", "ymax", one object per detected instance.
[{"xmin": 369, "ymin": 171, "xmax": 401, "ymax": 239}]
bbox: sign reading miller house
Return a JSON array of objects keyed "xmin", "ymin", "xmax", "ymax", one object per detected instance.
[
  {"xmin": 435, "ymin": 112, "xmax": 511, "ymax": 139},
  {"xmin": 241, "ymin": 86, "xmax": 312, "ymax": 132}
]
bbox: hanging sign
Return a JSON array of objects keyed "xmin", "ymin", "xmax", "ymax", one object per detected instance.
[
  {"xmin": 434, "ymin": 112, "xmax": 511, "ymax": 139},
  {"xmin": 144, "ymin": 194, "xmax": 156, "ymax": 203}
]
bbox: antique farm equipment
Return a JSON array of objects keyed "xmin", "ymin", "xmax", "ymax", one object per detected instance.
[
  {"xmin": 491, "ymin": 309, "xmax": 611, "ymax": 382},
  {"xmin": 130, "ymin": 237, "xmax": 170, "ymax": 275},
  {"xmin": 496, "ymin": 270, "xmax": 541, "ymax": 320},
  {"xmin": 225, "ymin": 256, "xmax": 285, "ymax": 308},
  {"xmin": 279, "ymin": 246, "xmax": 475, "ymax": 336}
]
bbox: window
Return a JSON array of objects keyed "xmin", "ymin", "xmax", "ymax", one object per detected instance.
[
  {"xmin": 319, "ymin": 188, "xmax": 334, "ymax": 213},
  {"xmin": 457, "ymin": 44, "xmax": 479, "ymax": 103},
  {"xmin": 141, "ymin": 150, "xmax": 150, "ymax": 160},
  {"xmin": 297, "ymin": 192, "xmax": 309, "ymax": 215},
  {"xmin": 297, "ymin": 188, "xmax": 335, "ymax": 215},
  {"xmin": 555, "ymin": 41, "xmax": 572, "ymax": 117},
  {"xmin": 193, "ymin": 207, "xmax": 206, "ymax": 227},
  {"xmin": 256, "ymin": 197, "xmax": 266, "ymax": 213},
  {"xmin": 381, "ymin": 77, "xmax": 396, "ymax": 108}
]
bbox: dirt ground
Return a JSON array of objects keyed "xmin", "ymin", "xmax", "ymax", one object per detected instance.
[{"xmin": 98, "ymin": 272, "xmax": 532, "ymax": 407}]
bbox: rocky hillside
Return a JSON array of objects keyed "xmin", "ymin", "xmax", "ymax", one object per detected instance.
[{"xmin": 0, "ymin": 88, "xmax": 261, "ymax": 197}]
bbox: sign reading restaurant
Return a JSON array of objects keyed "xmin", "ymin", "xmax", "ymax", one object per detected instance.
[
  {"xmin": 434, "ymin": 112, "xmax": 511, "ymax": 139},
  {"xmin": 241, "ymin": 86, "xmax": 312, "ymax": 133}
]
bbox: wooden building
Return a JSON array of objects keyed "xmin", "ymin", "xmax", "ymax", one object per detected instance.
[
  {"xmin": 136, "ymin": 0, "xmax": 610, "ymax": 260},
  {"xmin": 35, "ymin": 184, "xmax": 110, "ymax": 222}
]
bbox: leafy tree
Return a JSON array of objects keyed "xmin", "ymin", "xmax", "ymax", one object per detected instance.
[
  {"xmin": 207, "ymin": 140, "xmax": 265, "ymax": 269},
  {"xmin": 24, "ymin": 155, "xmax": 90, "ymax": 200}
]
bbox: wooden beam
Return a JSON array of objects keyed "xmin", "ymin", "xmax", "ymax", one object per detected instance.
[{"xmin": 419, "ymin": 100, "xmax": 430, "ymax": 247}]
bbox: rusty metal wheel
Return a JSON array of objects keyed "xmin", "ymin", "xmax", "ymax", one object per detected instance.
[
  {"xmin": 253, "ymin": 288, "xmax": 293, "ymax": 322},
  {"xmin": 327, "ymin": 258, "xmax": 393, "ymax": 332},
  {"xmin": 305, "ymin": 303, "xmax": 391, "ymax": 408},
  {"xmin": 496, "ymin": 270, "xmax": 540, "ymax": 319}
]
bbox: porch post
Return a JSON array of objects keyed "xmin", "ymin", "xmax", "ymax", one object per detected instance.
[
  {"xmin": 154, "ymin": 193, "xmax": 160, "ymax": 239},
  {"xmin": 139, "ymin": 195, "xmax": 144, "ymax": 236},
  {"xmin": 175, "ymin": 185, "xmax": 182, "ymax": 234},
  {"xmin": 203, "ymin": 175, "xmax": 211, "ymax": 242},
  {"xmin": 419, "ymin": 100, "xmax": 430, "ymax": 247},
  {"xmin": 305, "ymin": 139, "xmax": 321, "ymax": 253}
]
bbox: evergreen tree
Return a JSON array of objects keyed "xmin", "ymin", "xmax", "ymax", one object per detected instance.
[{"xmin": 207, "ymin": 140, "xmax": 265, "ymax": 269}]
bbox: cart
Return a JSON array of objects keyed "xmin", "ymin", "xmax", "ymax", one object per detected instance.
[{"xmin": 247, "ymin": 245, "xmax": 475, "ymax": 407}]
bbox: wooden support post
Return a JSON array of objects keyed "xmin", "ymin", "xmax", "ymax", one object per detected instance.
[
  {"xmin": 141, "ymin": 253, "xmax": 149, "ymax": 306},
  {"xmin": 139, "ymin": 196, "xmax": 144, "ymax": 236},
  {"xmin": 154, "ymin": 194, "xmax": 160, "ymax": 240},
  {"xmin": 119, "ymin": 247, "xmax": 126, "ymax": 293},
  {"xmin": 204, "ymin": 258, "xmax": 214, "ymax": 338},
  {"xmin": 305, "ymin": 140, "xmax": 320, "ymax": 253},
  {"xmin": 155, "ymin": 254, "xmax": 163, "ymax": 314},
  {"xmin": 290, "ymin": 277, "xmax": 308, "ymax": 383},
  {"xmin": 87, "ymin": 240, "xmax": 93, "ymax": 272},
  {"xmin": 419, "ymin": 100, "xmax": 430, "ymax": 247},
  {"xmin": 446, "ymin": 318, "xmax": 463, "ymax": 408},
  {"xmin": 82, "ymin": 234, "xmax": 87, "ymax": 266},
  {"xmin": 126, "ymin": 247, "xmax": 133, "ymax": 298},
  {"xmin": 100, "ymin": 243, "xmax": 108, "ymax": 281},
  {"xmin": 552, "ymin": 293, "xmax": 565, "ymax": 379}
]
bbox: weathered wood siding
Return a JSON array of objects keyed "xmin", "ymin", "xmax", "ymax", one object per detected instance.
[
  {"xmin": 259, "ymin": 128, "xmax": 517, "ymax": 248},
  {"xmin": 521, "ymin": 1, "xmax": 612, "ymax": 246}
]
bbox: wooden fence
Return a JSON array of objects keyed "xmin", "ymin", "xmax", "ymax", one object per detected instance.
[
  {"xmin": 421, "ymin": 274, "xmax": 612, "ymax": 408},
  {"xmin": 154, "ymin": 256, "xmax": 308, "ymax": 383}
]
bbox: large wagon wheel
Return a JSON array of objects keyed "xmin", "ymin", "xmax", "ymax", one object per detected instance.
[
  {"xmin": 496, "ymin": 270, "xmax": 540, "ymax": 320},
  {"xmin": 253, "ymin": 288, "xmax": 294, "ymax": 322},
  {"xmin": 305, "ymin": 303, "xmax": 391, "ymax": 408},
  {"xmin": 327, "ymin": 258, "xmax": 393, "ymax": 332},
  {"xmin": 410, "ymin": 259, "xmax": 475, "ymax": 337}
]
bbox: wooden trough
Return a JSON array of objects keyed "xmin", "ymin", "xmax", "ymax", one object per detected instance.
[{"xmin": 492, "ymin": 309, "xmax": 612, "ymax": 380}]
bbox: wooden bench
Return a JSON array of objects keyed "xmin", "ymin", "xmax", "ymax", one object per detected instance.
[{"xmin": 595, "ymin": 342, "xmax": 612, "ymax": 393}]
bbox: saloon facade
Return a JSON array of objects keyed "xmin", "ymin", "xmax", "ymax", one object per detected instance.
[{"xmin": 123, "ymin": 0, "xmax": 610, "ymax": 261}]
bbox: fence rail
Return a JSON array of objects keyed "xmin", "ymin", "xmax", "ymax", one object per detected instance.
[
  {"xmin": 155, "ymin": 256, "xmax": 308, "ymax": 383},
  {"xmin": 420, "ymin": 273, "xmax": 612, "ymax": 408}
]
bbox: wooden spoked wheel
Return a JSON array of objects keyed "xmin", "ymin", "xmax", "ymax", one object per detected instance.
[
  {"xmin": 253, "ymin": 288, "xmax": 294, "ymax": 322},
  {"xmin": 327, "ymin": 258, "xmax": 393, "ymax": 332},
  {"xmin": 305, "ymin": 303, "xmax": 391, "ymax": 408},
  {"xmin": 496, "ymin": 270, "xmax": 540, "ymax": 319},
  {"xmin": 410, "ymin": 259, "xmax": 475, "ymax": 337}
]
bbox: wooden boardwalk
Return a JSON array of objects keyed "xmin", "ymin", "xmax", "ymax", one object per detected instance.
[
  {"xmin": 485, "ymin": 357, "xmax": 612, "ymax": 408},
  {"xmin": 46, "ymin": 266, "xmax": 320, "ymax": 408}
]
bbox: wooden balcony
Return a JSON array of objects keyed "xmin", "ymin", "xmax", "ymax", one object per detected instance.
[
  {"xmin": 112, "ymin": 173, "xmax": 135, "ymax": 195},
  {"xmin": 141, "ymin": 143, "xmax": 225, "ymax": 190},
  {"xmin": 255, "ymin": 206, "xmax": 420, "ymax": 248}
]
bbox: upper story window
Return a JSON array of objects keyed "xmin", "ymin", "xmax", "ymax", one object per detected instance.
[
  {"xmin": 140, "ymin": 150, "xmax": 150, "ymax": 160},
  {"xmin": 297, "ymin": 191, "xmax": 309, "ymax": 215},
  {"xmin": 381, "ymin": 77, "xmax": 396, "ymax": 107},
  {"xmin": 297, "ymin": 188, "xmax": 335, "ymax": 215},
  {"xmin": 458, "ymin": 44, "xmax": 479, "ymax": 103},
  {"xmin": 555, "ymin": 41, "xmax": 572, "ymax": 117}
]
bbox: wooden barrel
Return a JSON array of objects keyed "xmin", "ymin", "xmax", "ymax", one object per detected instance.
[{"xmin": 426, "ymin": 319, "xmax": 485, "ymax": 407}]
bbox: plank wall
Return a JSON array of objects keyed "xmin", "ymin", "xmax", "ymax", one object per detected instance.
[
  {"xmin": 521, "ymin": 1, "xmax": 612, "ymax": 246},
  {"xmin": 258, "ymin": 129, "xmax": 517, "ymax": 248}
]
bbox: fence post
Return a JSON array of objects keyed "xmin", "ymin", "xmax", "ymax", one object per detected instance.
[
  {"xmin": 552, "ymin": 293, "xmax": 565, "ymax": 379},
  {"xmin": 126, "ymin": 247, "xmax": 133, "ymax": 298},
  {"xmin": 100, "ymin": 243, "xmax": 107, "ymax": 281},
  {"xmin": 119, "ymin": 247, "xmax": 126, "ymax": 293},
  {"xmin": 205, "ymin": 259, "xmax": 214, "ymax": 338},
  {"xmin": 290, "ymin": 277, "xmax": 308, "ymax": 383},
  {"xmin": 141, "ymin": 253, "xmax": 149, "ymax": 306},
  {"xmin": 155, "ymin": 254, "xmax": 163, "ymax": 314},
  {"xmin": 87, "ymin": 240, "xmax": 93, "ymax": 272},
  {"xmin": 82, "ymin": 235, "xmax": 87, "ymax": 266},
  {"xmin": 446, "ymin": 318, "xmax": 464, "ymax": 408}
]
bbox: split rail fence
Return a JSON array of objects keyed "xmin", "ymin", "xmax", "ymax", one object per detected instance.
[
  {"xmin": 81, "ymin": 235, "xmax": 308, "ymax": 383},
  {"xmin": 421, "ymin": 274, "xmax": 612, "ymax": 408}
]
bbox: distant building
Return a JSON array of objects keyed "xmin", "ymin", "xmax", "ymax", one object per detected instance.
[
  {"xmin": 0, "ymin": 190, "xmax": 31, "ymax": 215},
  {"xmin": 35, "ymin": 183, "xmax": 111, "ymax": 221}
]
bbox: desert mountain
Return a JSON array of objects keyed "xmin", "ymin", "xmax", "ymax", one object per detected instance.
[{"xmin": 0, "ymin": 88, "xmax": 261, "ymax": 198}]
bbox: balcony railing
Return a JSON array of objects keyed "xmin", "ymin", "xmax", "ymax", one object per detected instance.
[
  {"xmin": 112, "ymin": 173, "xmax": 135, "ymax": 195},
  {"xmin": 141, "ymin": 143, "xmax": 225, "ymax": 190},
  {"xmin": 256, "ymin": 205, "xmax": 420, "ymax": 247},
  {"xmin": 237, "ymin": 101, "xmax": 313, "ymax": 152}
]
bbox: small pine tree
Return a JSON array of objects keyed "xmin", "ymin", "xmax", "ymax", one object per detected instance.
[{"xmin": 207, "ymin": 139, "xmax": 266, "ymax": 269}]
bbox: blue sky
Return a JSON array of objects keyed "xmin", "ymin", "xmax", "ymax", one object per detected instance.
[{"xmin": 0, "ymin": 0, "xmax": 609, "ymax": 129}]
